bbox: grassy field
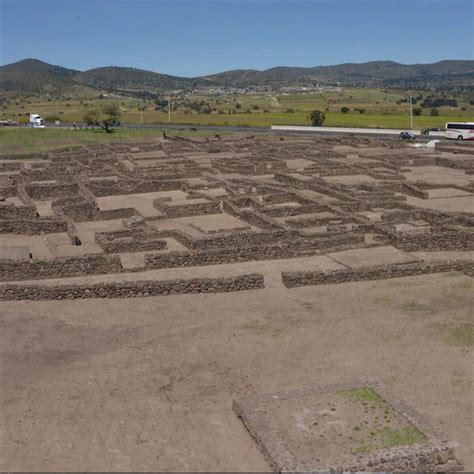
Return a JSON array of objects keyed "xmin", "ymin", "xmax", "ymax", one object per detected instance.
[
  {"xmin": 0, "ymin": 128, "xmax": 224, "ymax": 156},
  {"xmin": 2, "ymin": 87, "xmax": 472, "ymax": 130}
]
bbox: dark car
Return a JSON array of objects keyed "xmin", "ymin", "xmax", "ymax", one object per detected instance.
[
  {"xmin": 422, "ymin": 128, "xmax": 442, "ymax": 135},
  {"xmin": 399, "ymin": 131, "xmax": 416, "ymax": 140}
]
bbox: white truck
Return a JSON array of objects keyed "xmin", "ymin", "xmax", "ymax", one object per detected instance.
[{"xmin": 27, "ymin": 114, "xmax": 45, "ymax": 128}]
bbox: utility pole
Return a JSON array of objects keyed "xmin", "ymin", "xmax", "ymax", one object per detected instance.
[
  {"xmin": 408, "ymin": 96, "xmax": 413, "ymax": 130},
  {"xmin": 168, "ymin": 96, "xmax": 171, "ymax": 123}
]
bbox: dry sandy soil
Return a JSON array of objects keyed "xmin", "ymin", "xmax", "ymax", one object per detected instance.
[{"xmin": 1, "ymin": 272, "xmax": 472, "ymax": 471}]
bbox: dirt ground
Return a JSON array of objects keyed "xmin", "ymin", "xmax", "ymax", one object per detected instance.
[{"xmin": 1, "ymin": 272, "xmax": 472, "ymax": 471}]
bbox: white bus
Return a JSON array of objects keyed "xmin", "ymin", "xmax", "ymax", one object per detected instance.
[{"xmin": 445, "ymin": 122, "xmax": 474, "ymax": 140}]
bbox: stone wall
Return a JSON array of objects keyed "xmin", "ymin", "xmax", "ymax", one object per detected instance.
[
  {"xmin": 289, "ymin": 215, "xmax": 354, "ymax": 228},
  {"xmin": 0, "ymin": 204, "xmax": 38, "ymax": 219},
  {"xmin": 145, "ymin": 233, "xmax": 364, "ymax": 270},
  {"xmin": 86, "ymin": 179, "xmax": 182, "ymax": 197},
  {"xmin": 262, "ymin": 204, "xmax": 332, "ymax": 218},
  {"xmin": 0, "ymin": 273, "xmax": 264, "ymax": 300},
  {"xmin": 66, "ymin": 219, "xmax": 81, "ymax": 245},
  {"xmin": 0, "ymin": 216, "xmax": 67, "ymax": 235},
  {"xmin": 154, "ymin": 199, "xmax": 221, "ymax": 218},
  {"xmin": 282, "ymin": 260, "xmax": 471, "ymax": 288},
  {"xmin": 52, "ymin": 195, "xmax": 98, "ymax": 221},
  {"xmin": 0, "ymin": 255, "xmax": 122, "ymax": 282},
  {"xmin": 391, "ymin": 229, "xmax": 473, "ymax": 251},
  {"xmin": 0, "ymin": 186, "xmax": 17, "ymax": 198},
  {"xmin": 274, "ymin": 173, "xmax": 313, "ymax": 189},
  {"xmin": 95, "ymin": 229, "xmax": 168, "ymax": 253},
  {"xmin": 223, "ymin": 200, "xmax": 282, "ymax": 230},
  {"xmin": 25, "ymin": 183, "xmax": 79, "ymax": 200},
  {"xmin": 336, "ymin": 442, "xmax": 463, "ymax": 472},
  {"xmin": 95, "ymin": 208, "xmax": 138, "ymax": 220}
]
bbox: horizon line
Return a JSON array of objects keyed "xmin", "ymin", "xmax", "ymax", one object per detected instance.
[{"xmin": 2, "ymin": 57, "xmax": 473, "ymax": 79}]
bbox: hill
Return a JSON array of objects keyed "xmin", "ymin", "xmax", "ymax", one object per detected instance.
[
  {"xmin": 0, "ymin": 58, "xmax": 80, "ymax": 94},
  {"xmin": 76, "ymin": 66, "xmax": 201, "ymax": 91},
  {"xmin": 1, "ymin": 58, "xmax": 473, "ymax": 95},
  {"xmin": 205, "ymin": 60, "xmax": 474, "ymax": 88}
]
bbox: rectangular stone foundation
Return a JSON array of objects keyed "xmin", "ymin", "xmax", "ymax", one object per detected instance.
[{"xmin": 233, "ymin": 380, "xmax": 464, "ymax": 472}]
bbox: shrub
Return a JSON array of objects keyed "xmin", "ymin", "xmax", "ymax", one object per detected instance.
[
  {"xmin": 413, "ymin": 108, "xmax": 422, "ymax": 116},
  {"xmin": 341, "ymin": 107, "xmax": 350, "ymax": 114},
  {"xmin": 430, "ymin": 108, "xmax": 439, "ymax": 116},
  {"xmin": 308, "ymin": 109, "xmax": 326, "ymax": 126}
]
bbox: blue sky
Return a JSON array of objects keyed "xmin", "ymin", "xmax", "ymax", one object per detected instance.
[{"xmin": 0, "ymin": 0, "xmax": 472, "ymax": 76}]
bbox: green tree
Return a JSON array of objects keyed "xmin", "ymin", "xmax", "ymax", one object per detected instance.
[
  {"xmin": 308, "ymin": 109, "xmax": 326, "ymax": 126},
  {"xmin": 430, "ymin": 108, "xmax": 439, "ymax": 117},
  {"xmin": 83, "ymin": 104, "xmax": 121, "ymax": 133}
]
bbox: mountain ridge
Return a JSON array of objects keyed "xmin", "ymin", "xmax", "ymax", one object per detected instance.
[{"xmin": 1, "ymin": 58, "xmax": 473, "ymax": 94}]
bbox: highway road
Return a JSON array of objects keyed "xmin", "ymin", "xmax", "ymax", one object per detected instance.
[{"xmin": 48, "ymin": 122, "xmax": 439, "ymax": 141}]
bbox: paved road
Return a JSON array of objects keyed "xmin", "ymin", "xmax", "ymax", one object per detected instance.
[{"xmin": 51, "ymin": 122, "xmax": 438, "ymax": 141}]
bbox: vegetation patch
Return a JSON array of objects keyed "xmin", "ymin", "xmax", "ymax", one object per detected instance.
[
  {"xmin": 447, "ymin": 324, "xmax": 474, "ymax": 347},
  {"xmin": 355, "ymin": 443, "xmax": 375, "ymax": 454},
  {"xmin": 378, "ymin": 425, "xmax": 427, "ymax": 448},
  {"xmin": 444, "ymin": 271, "xmax": 462, "ymax": 277},
  {"xmin": 338, "ymin": 387, "xmax": 384, "ymax": 402}
]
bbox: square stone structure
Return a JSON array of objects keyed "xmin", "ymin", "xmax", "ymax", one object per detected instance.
[{"xmin": 233, "ymin": 381, "xmax": 464, "ymax": 472}]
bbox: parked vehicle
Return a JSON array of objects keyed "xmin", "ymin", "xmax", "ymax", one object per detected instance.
[
  {"xmin": 27, "ymin": 114, "xmax": 45, "ymax": 128},
  {"xmin": 445, "ymin": 122, "xmax": 474, "ymax": 140},
  {"xmin": 399, "ymin": 131, "xmax": 416, "ymax": 140}
]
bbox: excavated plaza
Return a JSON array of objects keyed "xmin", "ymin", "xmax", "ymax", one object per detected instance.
[{"xmin": 0, "ymin": 133, "xmax": 472, "ymax": 471}]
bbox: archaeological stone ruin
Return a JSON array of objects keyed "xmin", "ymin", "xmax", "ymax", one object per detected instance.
[{"xmin": 0, "ymin": 133, "xmax": 472, "ymax": 471}]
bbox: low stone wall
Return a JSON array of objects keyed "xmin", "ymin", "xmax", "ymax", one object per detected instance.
[
  {"xmin": 0, "ymin": 273, "xmax": 264, "ymax": 300},
  {"xmin": 262, "ymin": 204, "xmax": 330, "ymax": 218},
  {"xmin": 0, "ymin": 162, "xmax": 22, "ymax": 171},
  {"xmin": 0, "ymin": 217, "xmax": 67, "ymax": 235},
  {"xmin": 86, "ymin": 179, "xmax": 182, "ymax": 197},
  {"xmin": 25, "ymin": 183, "xmax": 79, "ymax": 200},
  {"xmin": 154, "ymin": 199, "xmax": 221, "ymax": 218},
  {"xmin": 95, "ymin": 208, "xmax": 137, "ymax": 220},
  {"xmin": 402, "ymin": 182, "xmax": 429, "ymax": 199},
  {"xmin": 95, "ymin": 229, "xmax": 168, "ymax": 253},
  {"xmin": 338, "ymin": 442, "xmax": 462, "ymax": 472},
  {"xmin": 274, "ymin": 173, "xmax": 313, "ymax": 189},
  {"xmin": 145, "ymin": 233, "xmax": 364, "ymax": 270},
  {"xmin": 66, "ymin": 219, "xmax": 81, "ymax": 245},
  {"xmin": 282, "ymin": 260, "xmax": 471, "ymax": 288},
  {"xmin": 392, "ymin": 230, "xmax": 473, "ymax": 251},
  {"xmin": 0, "ymin": 255, "xmax": 122, "ymax": 282},
  {"xmin": 0, "ymin": 204, "xmax": 38, "ymax": 219},
  {"xmin": 0, "ymin": 186, "xmax": 17, "ymax": 198},
  {"xmin": 289, "ymin": 215, "xmax": 354, "ymax": 228},
  {"xmin": 52, "ymin": 195, "xmax": 98, "ymax": 221},
  {"xmin": 223, "ymin": 200, "xmax": 282, "ymax": 230}
]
